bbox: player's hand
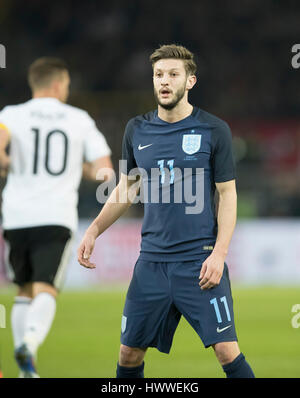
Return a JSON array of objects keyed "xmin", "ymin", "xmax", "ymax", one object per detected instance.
[
  {"xmin": 199, "ymin": 252, "xmax": 225, "ymax": 290},
  {"xmin": 77, "ymin": 233, "xmax": 96, "ymax": 269},
  {"xmin": 0, "ymin": 152, "xmax": 10, "ymax": 177}
]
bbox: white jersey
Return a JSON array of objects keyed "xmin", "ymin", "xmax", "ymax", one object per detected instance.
[{"xmin": 0, "ymin": 97, "xmax": 111, "ymax": 231}]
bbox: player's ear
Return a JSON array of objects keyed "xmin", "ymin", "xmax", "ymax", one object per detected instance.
[{"xmin": 186, "ymin": 74, "xmax": 197, "ymax": 91}]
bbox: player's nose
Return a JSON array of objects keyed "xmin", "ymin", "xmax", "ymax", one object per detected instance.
[{"xmin": 160, "ymin": 73, "xmax": 171, "ymax": 84}]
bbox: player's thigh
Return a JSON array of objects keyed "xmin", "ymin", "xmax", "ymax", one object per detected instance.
[
  {"xmin": 172, "ymin": 259, "xmax": 238, "ymax": 348},
  {"xmin": 121, "ymin": 260, "xmax": 181, "ymax": 354},
  {"xmin": 3, "ymin": 228, "xmax": 32, "ymax": 286},
  {"xmin": 29, "ymin": 226, "xmax": 73, "ymax": 291}
]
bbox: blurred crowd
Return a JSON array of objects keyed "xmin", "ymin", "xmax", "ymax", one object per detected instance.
[{"xmin": 0, "ymin": 0, "xmax": 300, "ymax": 218}]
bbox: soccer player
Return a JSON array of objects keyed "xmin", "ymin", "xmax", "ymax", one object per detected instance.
[
  {"xmin": 78, "ymin": 44, "xmax": 255, "ymax": 378},
  {"xmin": 0, "ymin": 57, "xmax": 113, "ymax": 377}
]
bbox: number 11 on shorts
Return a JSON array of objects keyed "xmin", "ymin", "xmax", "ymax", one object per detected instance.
[{"xmin": 210, "ymin": 296, "xmax": 231, "ymax": 323}]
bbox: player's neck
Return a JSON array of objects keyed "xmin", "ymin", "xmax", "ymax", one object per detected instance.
[
  {"xmin": 157, "ymin": 102, "xmax": 193, "ymax": 124},
  {"xmin": 32, "ymin": 91, "xmax": 60, "ymax": 101}
]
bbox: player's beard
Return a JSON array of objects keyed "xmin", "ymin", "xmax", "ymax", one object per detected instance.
[{"xmin": 154, "ymin": 83, "xmax": 186, "ymax": 111}]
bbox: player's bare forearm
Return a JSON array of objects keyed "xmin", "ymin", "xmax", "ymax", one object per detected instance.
[
  {"xmin": 0, "ymin": 126, "xmax": 11, "ymax": 176},
  {"xmin": 77, "ymin": 173, "xmax": 140, "ymax": 268},
  {"xmin": 87, "ymin": 173, "xmax": 140, "ymax": 237},
  {"xmin": 213, "ymin": 180, "xmax": 237, "ymax": 257},
  {"xmin": 87, "ymin": 189, "xmax": 132, "ymax": 238},
  {"xmin": 199, "ymin": 180, "xmax": 236, "ymax": 289}
]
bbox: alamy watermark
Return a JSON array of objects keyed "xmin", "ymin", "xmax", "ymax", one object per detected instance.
[
  {"xmin": 96, "ymin": 161, "xmax": 205, "ymax": 215},
  {"xmin": 291, "ymin": 304, "xmax": 300, "ymax": 328},
  {"xmin": 291, "ymin": 44, "xmax": 300, "ymax": 69},
  {"xmin": 0, "ymin": 44, "xmax": 6, "ymax": 69},
  {"xmin": 0, "ymin": 304, "xmax": 6, "ymax": 328}
]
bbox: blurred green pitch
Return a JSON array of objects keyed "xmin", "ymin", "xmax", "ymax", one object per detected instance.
[{"xmin": 0, "ymin": 286, "xmax": 299, "ymax": 378}]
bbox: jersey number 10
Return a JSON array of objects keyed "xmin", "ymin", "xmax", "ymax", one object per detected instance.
[{"xmin": 31, "ymin": 128, "xmax": 68, "ymax": 176}]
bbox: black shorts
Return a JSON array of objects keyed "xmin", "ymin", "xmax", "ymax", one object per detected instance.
[{"xmin": 3, "ymin": 225, "xmax": 73, "ymax": 290}]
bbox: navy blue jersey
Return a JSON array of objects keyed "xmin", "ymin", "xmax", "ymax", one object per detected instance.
[{"xmin": 121, "ymin": 106, "xmax": 235, "ymax": 262}]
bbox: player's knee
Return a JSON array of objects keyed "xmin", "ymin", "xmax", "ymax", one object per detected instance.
[
  {"xmin": 17, "ymin": 283, "xmax": 33, "ymax": 298},
  {"xmin": 32, "ymin": 282, "xmax": 58, "ymax": 299},
  {"xmin": 212, "ymin": 341, "xmax": 240, "ymax": 366},
  {"xmin": 119, "ymin": 345, "xmax": 145, "ymax": 367}
]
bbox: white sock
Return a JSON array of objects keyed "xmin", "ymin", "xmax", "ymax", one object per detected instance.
[
  {"xmin": 23, "ymin": 292, "xmax": 56, "ymax": 356},
  {"xmin": 11, "ymin": 296, "xmax": 32, "ymax": 349}
]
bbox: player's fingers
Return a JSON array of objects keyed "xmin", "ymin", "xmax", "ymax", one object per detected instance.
[
  {"xmin": 199, "ymin": 270, "xmax": 212, "ymax": 287},
  {"xmin": 78, "ymin": 252, "xmax": 96, "ymax": 269},
  {"xmin": 77, "ymin": 244, "xmax": 85, "ymax": 262},
  {"xmin": 83, "ymin": 243, "xmax": 93, "ymax": 260},
  {"xmin": 78, "ymin": 242, "xmax": 96, "ymax": 269},
  {"xmin": 201, "ymin": 272, "xmax": 222, "ymax": 289},
  {"xmin": 199, "ymin": 262, "xmax": 207, "ymax": 279},
  {"xmin": 199, "ymin": 265, "xmax": 222, "ymax": 288},
  {"xmin": 200, "ymin": 269, "xmax": 217, "ymax": 289},
  {"xmin": 200, "ymin": 280, "xmax": 214, "ymax": 290},
  {"xmin": 77, "ymin": 245, "xmax": 91, "ymax": 266},
  {"xmin": 81, "ymin": 260, "xmax": 96, "ymax": 269}
]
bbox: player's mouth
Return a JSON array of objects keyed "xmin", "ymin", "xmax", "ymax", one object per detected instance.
[{"xmin": 160, "ymin": 88, "xmax": 172, "ymax": 98}]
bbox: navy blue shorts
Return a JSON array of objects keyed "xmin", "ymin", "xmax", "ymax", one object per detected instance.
[{"xmin": 120, "ymin": 254, "xmax": 238, "ymax": 353}]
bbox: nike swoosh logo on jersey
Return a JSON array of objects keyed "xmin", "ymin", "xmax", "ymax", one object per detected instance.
[
  {"xmin": 216, "ymin": 325, "xmax": 232, "ymax": 333},
  {"xmin": 138, "ymin": 144, "xmax": 153, "ymax": 150}
]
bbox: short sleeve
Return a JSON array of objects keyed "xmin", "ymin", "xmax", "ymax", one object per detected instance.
[
  {"xmin": 121, "ymin": 118, "xmax": 137, "ymax": 175},
  {"xmin": 212, "ymin": 121, "xmax": 236, "ymax": 183},
  {"xmin": 83, "ymin": 113, "xmax": 111, "ymax": 162}
]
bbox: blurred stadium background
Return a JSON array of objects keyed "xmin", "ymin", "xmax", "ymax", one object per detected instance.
[{"xmin": 0, "ymin": 0, "xmax": 300, "ymax": 378}]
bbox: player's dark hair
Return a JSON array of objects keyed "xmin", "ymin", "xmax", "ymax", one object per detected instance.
[
  {"xmin": 149, "ymin": 44, "xmax": 197, "ymax": 76},
  {"xmin": 28, "ymin": 57, "xmax": 68, "ymax": 90}
]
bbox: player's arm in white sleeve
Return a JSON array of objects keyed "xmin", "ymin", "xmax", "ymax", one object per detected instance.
[
  {"xmin": 81, "ymin": 114, "xmax": 114, "ymax": 181},
  {"xmin": 82, "ymin": 155, "xmax": 114, "ymax": 181},
  {"xmin": 0, "ymin": 116, "xmax": 11, "ymax": 177}
]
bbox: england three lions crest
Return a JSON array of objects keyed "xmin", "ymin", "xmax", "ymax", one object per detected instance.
[{"xmin": 182, "ymin": 134, "xmax": 202, "ymax": 155}]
